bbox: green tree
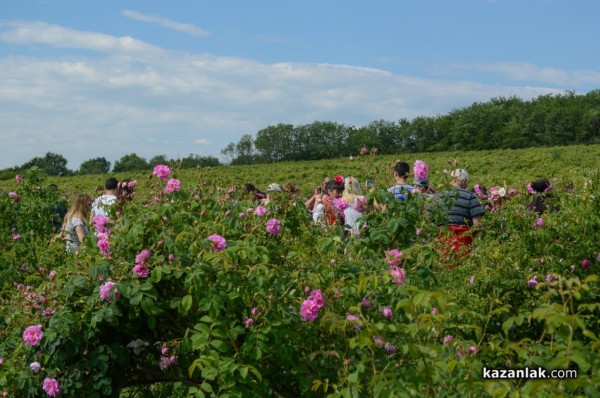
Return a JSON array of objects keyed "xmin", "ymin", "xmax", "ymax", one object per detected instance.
[
  {"xmin": 220, "ymin": 142, "xmax": 236, "ymax": 164},
  {"xmin": 148, "ymin": 155, "xmax": 170, "ymax": 168},
  {"xmin": 179, "ymin": 154, "xmax": 221, "ymax": 168},
  {"xmin": 232, "ymin": 134, "xmax": 257, "ymax": 165},
  {"xmin": 78, "ymin": 157, "xmax": 111, "ymax": 175},
  {"xmin": 20, "ymin": 152, "xmax": 73, "ymax": 176},
  {"xmin": 112, "ymin": 153, "xmax": 149, "ymax": 173},
  {"xmin": 254, "ymin": 124, "xmax": 295, "ymax": 162}
]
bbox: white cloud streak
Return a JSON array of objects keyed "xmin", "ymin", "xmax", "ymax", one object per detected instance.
[
  {"xmin": 0, "ymin": 20, "xmax": 578, "ymax": 169},
  {"xmin": 451, "ymin": 62, "xmax": 600, "ymax": 87},
  {"xmin": 121, "ymin": 10, "xmax": 211, "ymax": 37}
]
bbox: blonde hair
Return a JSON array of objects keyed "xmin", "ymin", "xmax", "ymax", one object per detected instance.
[
  {"xmin": 342, "ymin": 177, "xmax": 363, "ymax": 204},
  {"xmin": 63, "ymin": 194, "xmax": 92, "ymax": 226}
]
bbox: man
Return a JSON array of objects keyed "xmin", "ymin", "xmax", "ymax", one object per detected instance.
[
  {"xmin": 91, "ymin": 177, "xmax": 119, "ymax": 218},
  {"xmin": 388, "ymin": 161, "xmax": 414, "ymax": 201},
  {"xmin": 433, "ymin": 169, "xmax": 485, "ymax": 260}
]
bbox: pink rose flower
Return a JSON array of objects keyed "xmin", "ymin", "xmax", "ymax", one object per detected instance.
[
  {"xmin": 332, "ymin": 198, "xmax": 349, "ymax": 211},
  {"xmin": 99, "ymin": 281, "xmax": 119, "ymax": 302},
  {"xmin": 254, "ymin": 206, "xmax": 268, "ymax": 216},
  {"xmin": 92, "ymin": 215, "xmax": 109, "ymax": 233},
  {"xmin": 413, "ymin": 160, "xmax": 429, "ymax": 180},
  {"xmin": 208, "ymin": 234, "xmax": 227, "ymax": 252},
  {"xmin": 362, "ymin": 297, "xmax": 372, "ymax": 308},
  {"xmin": 153, "ymin": 164, "xmax": 171, "ymax": 180},
  {"xmin": 97, "ymin": 233, "xmax": 110, "ymax": 256},
  {"xmin": 23, "ymin": 325, "xmax": 43, "ymax": 346},
  {"xmin": 582, "ymin": 259, "xmax": 591, "ymax": 269},
  {"xmin": 382, "ymin": 306, "xmax": 393, "ymax": 318},
  {"xmin": 300, "ymin": 289, "xmax": 325, "ymax": 321},
  {"xmin": 527, "ymin": 276, "xmax": 538, "ymax": 287},
  {"xmin": 385, "ymin": 249, "xmax": 403, "ymax": 268},
  {"xmin": 164, "ymin": 178, "xmax": 181, "ymax": 193},
  {"xmin": 135, "ymin": 249, "xmax": 151, "ymax": 264},
  {"xmin": 390, "ymin": 267, "xmax": 406, "ymax": 285},
  {"xmin": 266, "ymin": 218, "xmax": 281, "ymax": 235},
  {"xmin": 132, "ymin": 263, "xmax": 149, "ymax": 278},
  {"xmin": 30, "ymin": 361, "xmax": 41, "ymax": 372},
  {"xmin": 384, "ymin": 343, "xmax": 397, "ymax": 354},
  {"xmin": 42, "ymin": 378, "xmax": 60, "ymax": 397}
]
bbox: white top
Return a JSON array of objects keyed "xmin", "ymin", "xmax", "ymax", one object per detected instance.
[
  {"xmin": 91, "ymin": 194, "xmax": 117, "ymax": 217},
  {"xmin": 65, "ymin": 217, "xmax": 88, "ymax": 252},
  {"xmin": 344, "ymin": 202, "xmax": 364, "ymax": 234},
  {"xmin": 312, "ymin": 203, "xmax": 325, "ymax": 223}
]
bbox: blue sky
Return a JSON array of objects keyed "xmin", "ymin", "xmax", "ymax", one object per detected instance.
[{"xmin": 1, "ymin": 0, "xmax": 599, "ymax": 169}]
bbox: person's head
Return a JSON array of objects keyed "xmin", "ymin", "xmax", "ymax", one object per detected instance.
[
  {"xmin": 325, "ymin": 179, "xmax": 344, "ymax": 199},
  {"xmin": 69, "ymin": 194, "xmax": 92, "ymax": 220},
  {"xmin": 529, "ymin": 178, "xmax": 552, "ymax": 194},
  {"xmin": 118, "ymin": 179, "xmax": 136, "ymax": 201},
  {"xmin": 267, "ymin": 183, "xmax": 282, "ymax": 194},
  {"xmin": 342, "ymin": 177, "xmax": 363, "ymax": 202},
  {"xmin": 393, "ymin": 161, "xmax": 410, "ymax": 181},
  {"xmin": 284, "ymin": 183, "xmax": 301, "ymax": 196},
  {"xmin": 450, "ymin": 169, "xmax": 469, "ymax": 189},
  {"xmin": 105, "ymin": 177, "xmax": 118, "ymax": 192},
  {"xmin": 412, "ymin": 178, "xmax": 430, "ymax": 192},
  {"xmin": 244, "ymin": 183, "xmax": 257, "ymax": 193}
]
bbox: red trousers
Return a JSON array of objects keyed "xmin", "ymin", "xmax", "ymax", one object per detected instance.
[{"xmin": 437, "ymin": 225, "xmax": 473, "ymax": 266}]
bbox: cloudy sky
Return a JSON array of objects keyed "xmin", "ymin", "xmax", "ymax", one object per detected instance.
[{"xmin": 1, "ymin": 0, "xmax": 599, "ymax": 170}]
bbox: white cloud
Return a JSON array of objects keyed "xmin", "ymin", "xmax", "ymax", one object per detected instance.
[
  {"xmin": 0, "ymin": 20, "xmax": 576, "ymax": 169},
  {"xmin": 450, "ymin": 62, "xmax": 600, "ymax": 87},
  {"xmin": 0, "ymin": 20, "xmax": 163, "ymax": 55},
  {"xmin": 121, "ymin": 10, "xmax": 211, "ymax": 37}
]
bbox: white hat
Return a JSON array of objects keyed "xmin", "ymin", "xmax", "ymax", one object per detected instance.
[
  {"xmin": 450, "ymin": 169, "xmax": 469, "ymax": 181},
  {"xmin": 267, "ymin": 183, "xmax": 282, "ymax": 192}
]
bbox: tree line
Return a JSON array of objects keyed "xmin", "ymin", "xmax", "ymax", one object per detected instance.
[
  {"xmin": 3, "ymin": 90, "xmax": 599, "ymax": 178},
  {"xmin": 221, "ymin": 90, "xmax": 600, "ymax": 164},
  {"xmin": 0, "ymin": 153, "xmax": 221, "ymax": 180}
]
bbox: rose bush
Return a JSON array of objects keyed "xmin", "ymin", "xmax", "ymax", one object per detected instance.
[{"xmin": 0, "ymin": 149, "xmax": 598, "ymax": 397}]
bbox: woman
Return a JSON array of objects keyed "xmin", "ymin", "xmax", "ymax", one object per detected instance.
[
  {"xmin": 526, "ymin": 178, "xmax": 556, "ymax": 215},
  {"xmin": 62, "ymin": 194, "xmax": 92, "ymax": 252},
  {"xmin": 342, "ymin": 176, "xmax": 367, "ymax": 235}
]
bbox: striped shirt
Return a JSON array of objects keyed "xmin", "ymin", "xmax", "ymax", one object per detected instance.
[
  {"xmin": 434, "ymin": 186, "xmax": 485, "ymax": 226},
  {"xmin": 388, "ymin": 183, "xmax": 414, "ymax": 201}
]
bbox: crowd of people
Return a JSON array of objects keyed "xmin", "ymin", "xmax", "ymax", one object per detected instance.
[{"xmin": 53, "ymin": 160, "xmax": 556, "ymax": 264}]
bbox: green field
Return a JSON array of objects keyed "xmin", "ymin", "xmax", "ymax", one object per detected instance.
[{"xmin": 1, "ymin": 144, "xmax": 599, "ymax": 397}]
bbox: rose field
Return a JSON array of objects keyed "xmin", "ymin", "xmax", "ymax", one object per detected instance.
[{"xmin": 0, "ymin": 144, "xmax": 599, "ymax": 397}]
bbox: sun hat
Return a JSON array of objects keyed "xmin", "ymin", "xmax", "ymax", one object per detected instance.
[
  {"xmin": 412, "ymin": 177, "xmax": 430, "ymax": 188},
  {"xmin": 267, "ymin": 183, "xmax": 282, "ymax": 192},
  {"xmin": 450, "ymin": 169, "xmax": 469, "ymax": 181}
]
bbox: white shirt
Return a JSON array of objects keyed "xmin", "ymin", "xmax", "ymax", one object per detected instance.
[{"xmin": 91, "ymin": 194, "xmax": 117, "ymax": 217}]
